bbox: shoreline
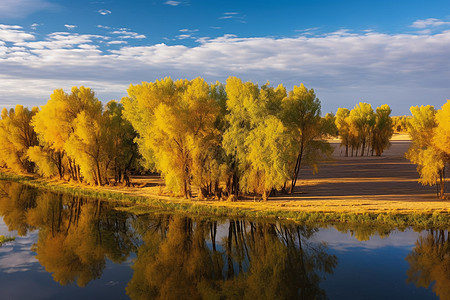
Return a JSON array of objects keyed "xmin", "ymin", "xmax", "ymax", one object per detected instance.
[
  {"xmin": 1, "ymin": 167, "xmax": 449, "ymax": 229},
  {"xmin": 1, "ymin": 134, "xmax": 449, "ymax": 228}
]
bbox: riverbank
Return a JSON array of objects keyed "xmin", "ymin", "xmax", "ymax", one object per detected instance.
[{"xmin": 0, "ymin": 134, "xmax": 449, "ymax": 227}]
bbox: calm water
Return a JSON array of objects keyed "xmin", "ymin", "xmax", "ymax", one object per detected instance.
[{"xmin": 0, "ymin": 181, "xmax": 448, "ymax": 300}]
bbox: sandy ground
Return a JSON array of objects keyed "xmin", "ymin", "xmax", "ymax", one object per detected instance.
[
  {"xmin": 265, "ymin": 133, "xmax": 450, "ymax": 213},
  {"xmin": 122, "ymin": 133, "xmax": 449, "ymax": 214}
]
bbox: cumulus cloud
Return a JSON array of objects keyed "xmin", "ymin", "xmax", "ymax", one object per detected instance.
[
  {"xmin": 0, "ymin": 25, "xmax": 35, "ymax": 43},
  {"xmin": 410, "ymin": 18, "xmax": 450, "ymax": 29},
  {"xmin": 1, "ymin": 22, "xmax": 450, "ymax": 114}
]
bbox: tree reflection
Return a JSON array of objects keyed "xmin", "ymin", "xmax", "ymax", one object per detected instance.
[
  {"xmin": 0, "ymin": 181, "xmax": 37, "ymax": 235},
  {"xmin": 0, "ymin": 181, "xmax": 136, "ymax": 287},
  {"xmin": 126, "ymin": 217, "xmax": 337, "ymax": 300},
  {"xmin": 406, "ymin": 229, "xmax": 450, "ymax": 299}
]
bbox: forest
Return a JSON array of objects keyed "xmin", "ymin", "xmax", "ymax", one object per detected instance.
[{"xmin": 0, "ymin": 76, "xmax": 449, "ymax": 200}]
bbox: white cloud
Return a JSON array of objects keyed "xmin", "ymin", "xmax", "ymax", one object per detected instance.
[
  {"xmin": 97, "ymin": 25, "xmax": 111, "ymax": 30},
  {"xmin": 1, "ymin": 23, "xmax": 450, "ymax": 115},
  {"xmin": 30, "ymin": 23, "xmax": 40, "ymax": 30},
  {"xmin": 176, "ymin": 34, "xmax": 192, "ymax": 40},
  {"xmin": 164, "ymin": 1, "xmax": 181, "ymax": 6},
  {"xmin": 219, "ymin": 12, "xmax": 245, "ymax": 22},
  {"xmin": 179, "ymin": 28, "xmax": 198, "ymax": 33},
  {"xmin": 64, "ymin": 24, "xmax": 77, "ymax": 30},
  {"xmin": 108, "ymin": 40, "xmax": 128, "ymax": 45},
  {"xmin": 0, "ymin": 0, "xmax": 56, "ymax": 19},
  {"xmin": 411, "ymin": 18, "xmax": 450, "ymax": 29},
  {"xmin": 98, "ymin": 9, "xmax": 111, "ymax": 15},
  {"xmin": 0, "ymin": 25, "xmax": 35, "ymax": 43},
  {"xmin": 110, "ymin": 29, "xmax": 146, "ymax": 39}
]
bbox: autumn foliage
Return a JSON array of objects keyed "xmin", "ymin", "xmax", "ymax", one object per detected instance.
[{"xmin": 0, "ymin": 76, "xmax": 447, "ymax": 200}]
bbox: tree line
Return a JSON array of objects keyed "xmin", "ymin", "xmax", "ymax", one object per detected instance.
[
  {"xmin": 335, "ymin": 102, "xmax": 394, "ymax": 157},
  {"xmin": 1, "ymin": 77, "xmax": 398, "ymax": 200}
]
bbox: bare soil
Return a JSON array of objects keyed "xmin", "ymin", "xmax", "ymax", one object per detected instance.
[
  {"xmin": 266, "ymin": 134, "xmax": 450, "ymax": 214},
  {"xmin": 123, "ymin": 133, "xmax": 449, "ymax": 214}
]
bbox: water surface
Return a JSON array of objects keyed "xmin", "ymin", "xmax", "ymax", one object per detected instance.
[{"xmin": 0, "ymin": 181, "xmax": 447, "ymax": 299}]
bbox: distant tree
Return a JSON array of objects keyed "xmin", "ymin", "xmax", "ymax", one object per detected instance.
[
  {"xmin": 372, "ymin": 104, "xmax": 394, "ymax": 156},
  {"xmin": 335, "ymin": 108, "xmax": 351, "ymax": 156},
  {"xmin": 349, "ymin": 102, "xmax": 375, "ymax": 157},
  {"xmin": 392, "ymin": 116, "xmax": 410, "ymax": 133}
]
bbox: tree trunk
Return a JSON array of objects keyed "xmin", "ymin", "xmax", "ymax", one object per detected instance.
[
  {"xmin": 361, "ymin": 139, "xmax": 365, "ymax": 156},
  {"xmin": 96, "ymin": 160, "xmax": 102, "ymax": 186},
  {"xmin": 262, "ymin": 190, "xmax": 268, "ymax": 201},
  {"xmin": 289, "ymin": 143, "xmax": 304, "ymax": 194}
]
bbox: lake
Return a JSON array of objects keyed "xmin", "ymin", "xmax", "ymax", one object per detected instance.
[{"xmin": 0, "ymin": 181, "xmax": 447, "ymax": 299}]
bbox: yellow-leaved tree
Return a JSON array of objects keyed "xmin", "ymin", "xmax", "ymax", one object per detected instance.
[
  {"xmin": 123, "ymin": 77, "xmax": 223, "ymax": 198},
  {"xmin": 223, "ymin": 77, "xmax": 291, "ymax": 200},
  {"xmin": 281, "ymin": 84, "xmax": 333, "ymax": 193},
  {"xmin": 31, "ymin": 87, "xmax": 102, "ymax": 181},
  {"xmin": 335, "ymin": 107, "xmax": 351, "ymax": 156},
  {"xmin": 0, "ymin": 105, "xmax": 38, "ymax": 173},
  {"xmin": 372, "ymin": 104, "xmax": 394, "ymax": 156},
  {"xmin": 406, "ymin": 104, "xmax": 448, "ymax": 198},
  {"xmin": 348, "ymin": 102, "xmax": 375, "ymax": 157}
]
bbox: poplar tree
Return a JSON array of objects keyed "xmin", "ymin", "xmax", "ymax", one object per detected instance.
[
  {"xmin": 281, "ymin": 84, "xmax": 332, "ymax": 193},
  {"xmin": 406, "ymin": 105, "xmax": 447, "ymax": 198},
  {"xmin": 0, "ymin": 105, "xmax": 38, "ymax": 173},
  {"xmin": 372, "ymin": 104, "xmax": 394, "ymax": 156},
  {"xmin": 335, "ymin": 108, "xmax": 350, "ymax": 156},
  {"xmin": 349, "ymin": 102, "xmax": 375, "ymax": 157}
]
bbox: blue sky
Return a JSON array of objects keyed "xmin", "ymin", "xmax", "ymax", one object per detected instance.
[{"xmin": 0, "ymin": 0, "xmax": 450, "ymax": 115}]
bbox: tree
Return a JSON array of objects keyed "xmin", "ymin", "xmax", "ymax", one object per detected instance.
[
  {"xmin": 281, "ymin": 84, "xmax": 332, "ymax": 193},
  {"xmin": 372, "ymin": 104, "xmax": 394, "ymax": 156},
  {"xmin": 406, "ymin": 105, "xmax": 447, "ymax": 198},
  {"xmin": 103, "ymin": 101, "xmax": 138, "ymax": 186},
  {"xmin": 32, "ymin": 87, "xmax": 103, "ymax": 181},
  {"xmin": 349, "ymin": 102, "xmax": 375, "ymax": 157},
  {"xmin": 223, "ymin": 78, "xmax": 290, "ymax": 200},
  {"xmin": 0, "ymin": 105, "xmax": 38, "ymax": 173},
  {"xmin": 335, "ymin": 108, "xmax": 351, "ymax": 156},
  {"xmin": 433, "ymin": 100, "xmax": 450, "ymax": 157},
  {"xmin": 123, "ymin": 77, "xmax": 222, "ymax": 198}
]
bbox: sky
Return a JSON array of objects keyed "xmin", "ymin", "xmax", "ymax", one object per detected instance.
[{"xmin": 0, "ymin": 0, "xmax": 449, "ymax": 115}]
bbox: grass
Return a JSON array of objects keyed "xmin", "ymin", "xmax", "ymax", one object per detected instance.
[
  {"xmin": 1, "ymin": 170, "xmax": 449, "ymax": 229},
  {"xmin": 0, "ymin": 235, "xmax": 15, "ymax": 246}
]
